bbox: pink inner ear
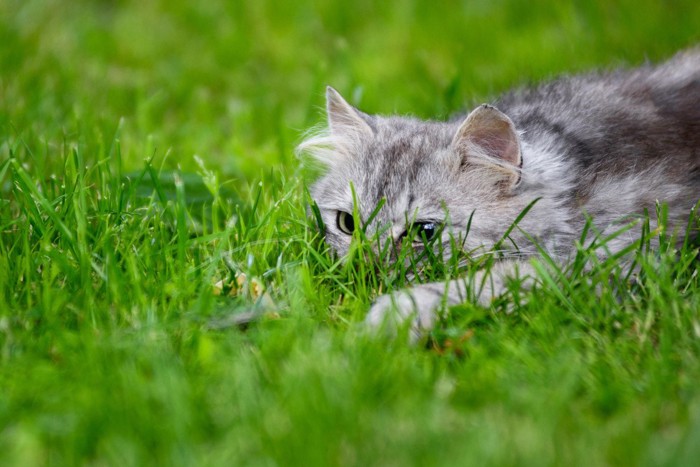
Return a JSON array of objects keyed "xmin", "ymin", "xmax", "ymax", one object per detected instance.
[{"xmin": 470, "ymin": 123, "xmax": 520, "ymax": 167}]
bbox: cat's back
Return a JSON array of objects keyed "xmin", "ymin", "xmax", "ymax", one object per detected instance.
[
  {"xmin": 495, "ymin": 48, "xmax": 700, "ymax": 177},
  {"xmin": 491, "ymin": 49, "xmax": 699, "ymax": 234}
]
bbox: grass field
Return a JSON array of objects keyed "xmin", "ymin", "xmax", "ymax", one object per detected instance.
[{"xmin": 2, "ymin": 0, "xmax": 700, "ymax": 465}]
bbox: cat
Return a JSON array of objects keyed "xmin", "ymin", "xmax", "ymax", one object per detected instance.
[{"xmin": 297, "ymin": 49, "xmax": 700, "ymax": 340}]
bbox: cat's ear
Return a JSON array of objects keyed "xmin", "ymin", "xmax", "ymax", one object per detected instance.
[
  {"xmin": 326, "ymin": 86, "xmax": 375, "ymax": 140},
  {"xmin": 452, "ymin": 104, "xmax": 522, "ymax": 186}
]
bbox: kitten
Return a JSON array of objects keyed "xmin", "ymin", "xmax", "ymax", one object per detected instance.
[{"xmin": 297, "ymin": 49, "xmax": 700, "ymax": 340}]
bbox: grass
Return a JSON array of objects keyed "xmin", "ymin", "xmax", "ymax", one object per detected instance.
[{"xmin": 2, "ymin": 0, "xmax": 700, "ymax": 465}]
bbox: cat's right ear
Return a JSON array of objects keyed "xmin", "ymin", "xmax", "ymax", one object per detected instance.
[
  {"xmin": 326, "ymin": 87, "xmax": 375, "ymax": 141},
  {"xmin": 452, "ymin": 104, "xmax": 522, "ymax": 187}
]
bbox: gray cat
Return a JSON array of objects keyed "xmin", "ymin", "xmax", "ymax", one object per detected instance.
[{"xmin": 297, "ymin": 49, "xmax": 700, "ymax": 340}]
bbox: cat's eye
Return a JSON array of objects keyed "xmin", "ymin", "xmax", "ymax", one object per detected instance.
[
  {"xmin": 336, "ymin": 211, "xmax": 355, "ymax": 235},
  {"xmin": 412, "ymin": 222, "xmax": 439, "ymax": 243}
]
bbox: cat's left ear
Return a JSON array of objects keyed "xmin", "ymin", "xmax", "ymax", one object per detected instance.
[
  {"xmin": 326, "ymin": 86, "xmax": 375, "ymax": 141},
  {"xmin": 452, "ymin": 104, "xmax": 522, "ymax": 186}
]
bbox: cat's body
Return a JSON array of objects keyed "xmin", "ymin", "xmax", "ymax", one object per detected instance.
[{"xmin": 298, "ymin": 49, "xmax": 700, "ymax": 339}]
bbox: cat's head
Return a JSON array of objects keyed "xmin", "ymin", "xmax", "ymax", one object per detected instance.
[{"xmin": 298, "ymin": 87, "xmax": 525, "ymax": 262}]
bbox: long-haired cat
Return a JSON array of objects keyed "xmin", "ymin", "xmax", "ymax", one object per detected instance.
[{"xmin": 297, "ymin": 49, "xmax": 700, "ymax": 340}]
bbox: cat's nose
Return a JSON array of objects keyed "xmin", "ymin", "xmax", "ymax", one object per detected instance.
[
  {"xmin": 370, "ymin": 231, "xmax": 400, "ymax": 263},
  {"xmin": 388, "ymin": 229, "xmax": 412, "ymax": 259},
  {"xmin": 369, "ymin": 224, "xmax": 408, "ymax": 262},
  {"xmin": 388, "ymin": 225, "xmax": 408, "ymax": 244}
]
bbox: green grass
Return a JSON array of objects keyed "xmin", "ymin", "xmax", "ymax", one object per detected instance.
[{"xmin": 2, "ymin": 0, "xmax": 700, "ymax": 465}]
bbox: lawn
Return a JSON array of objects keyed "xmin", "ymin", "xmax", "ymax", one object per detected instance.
[{"xmin": 2, "ymin": 0, "xmax": 700, "ymax": 465}]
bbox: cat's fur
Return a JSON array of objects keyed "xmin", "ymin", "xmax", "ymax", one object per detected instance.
[{"xmin": 298, "ymin": 49, "xmax": 700, "ymax": 339}]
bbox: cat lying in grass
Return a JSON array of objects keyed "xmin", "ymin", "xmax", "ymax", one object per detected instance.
[{"xmin": 298, "ymin": 49, "xmax": 700, "ymax": 340}]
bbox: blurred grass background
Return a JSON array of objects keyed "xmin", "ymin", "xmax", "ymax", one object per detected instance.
[
  {"xmin": 4, "ymin": 0, "xmax": 699, "ymax": 177},
  {"xmin": 2, "ymin": 1, "xmax": 700, "ymax": 465}
]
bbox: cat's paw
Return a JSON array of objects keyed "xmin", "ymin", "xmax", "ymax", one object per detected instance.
[{"xmin": 364, "ymin": 288, "xmax": 443, "ymax": 342}]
